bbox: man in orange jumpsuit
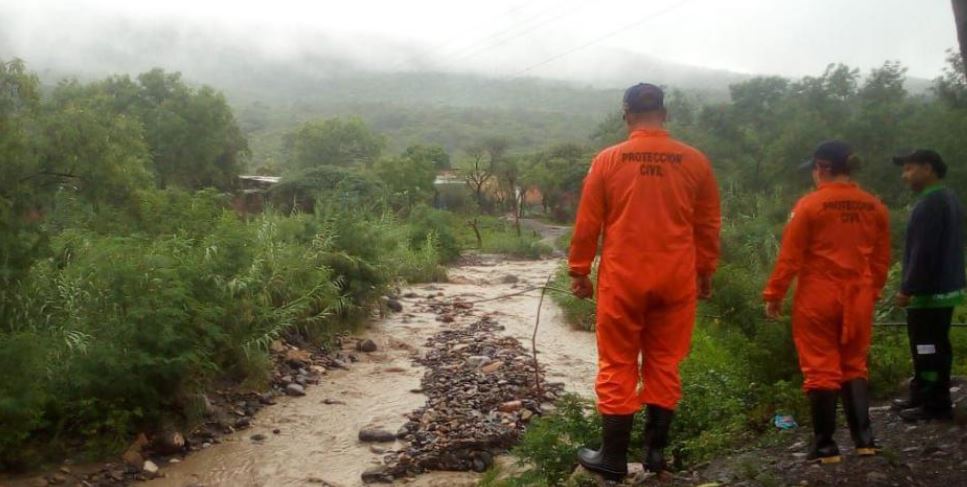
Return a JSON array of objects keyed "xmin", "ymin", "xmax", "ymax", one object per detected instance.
[
  {"xmin": 569, "ymin": 83, "xmax": 721, "ymax": 479},
  {"xmin": 763, "ymin": 140, "xmax": 891, "ymax": 463}
]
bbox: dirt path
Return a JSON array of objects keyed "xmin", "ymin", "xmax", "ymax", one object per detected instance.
[{"xmin": 137, "ymin": 254, "xmax": 595, "ymax": 487}]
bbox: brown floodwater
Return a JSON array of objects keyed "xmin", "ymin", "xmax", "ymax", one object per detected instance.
[{"xmin": 10, "ymin": 251, "xmax": 598, "ymax": 487}]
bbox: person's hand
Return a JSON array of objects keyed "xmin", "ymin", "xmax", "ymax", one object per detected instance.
[
  {"xmin": 765, "ymin": 301, "xmax": 783, "ymax": 320},
  {"xmin": 697, "ymin": 274, "xmax": 713, "ymax": 300},
  {"xmin": 571, "ymin": 275, "xmax": 594, "ymax": 299},
  {"xmin": 895, "ymin": 292, "xmax": 911, "ymax": 308}
]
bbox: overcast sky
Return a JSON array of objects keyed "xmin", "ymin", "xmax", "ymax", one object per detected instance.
[{"xmin": 1, "ymin": 0, "xmax": 959, "ymax": 81}]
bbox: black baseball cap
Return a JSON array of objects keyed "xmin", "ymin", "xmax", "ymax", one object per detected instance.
[
  {"xmin": 623, "ymin": 83, "xmax": 665, "ymax": 113},
  {"xmin": 799, "ymin": 140, "xmax": 853, "ymax": 171},
  {"xmin": 892, "ymin": 149, "xmax": 947, "ymax": 179}
]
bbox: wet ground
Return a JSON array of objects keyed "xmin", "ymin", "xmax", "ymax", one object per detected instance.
[{"xmin": 136, "ymin": 254, "xmax": 597, "ymax": 487}]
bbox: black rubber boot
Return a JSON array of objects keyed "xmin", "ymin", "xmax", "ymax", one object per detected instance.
[
  {"xmin": 891, "ymin": 395, "xmax": 921, "ymax": 411},
  {"xmin": 642, "ymin": 405, "xmax": 674, "ymax": 473},
  {"xmin": 807, "ymin": 389, "xmax": 842, "ymax": 464},
  {"xmin": 891, "ymin": 377, "xmax": 922, "ymax": 411},
  {"xmin": 898, "ymin": 405, "xmax": 954, "ymax": 422},
  {"xmin": 841, "ymin": 379, "xmax": 878, "ymax": 456},
  {"xmin": 577, "ymin": 414, "xmax": 634, "ymax": 481}
]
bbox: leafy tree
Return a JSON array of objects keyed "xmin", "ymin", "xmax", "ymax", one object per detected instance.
[
  {"xmin": 402, "ymin": 143, "xmax": 450, "ymax": 170},
  {"xmin": 935, "ymin": 49, "xmax": 967, "ymax": 109},
  {"xmin": 373, "ymin": 153, "xmax": 437, "ymax": 211},
  {"xmin": 38, "ymin": 81, "xmax": 153, "ymax": 210},
  {"xmin": 88, "ymin": 69, "xmax": 249, "ymax": 190},
  {"xmin": 522, "ymin": 143, "xmax": 590, "ymax": 221},
  {"xmin": 284, "ymin": 117, "xmax": 384, "ymax": 170},
  {"xmin": 269, "ymin": 165, "xmax": 384, "ymax": 213},
  {"xmin": 0, "ymin": 59, "xmax": 44, "ymax": 298}
]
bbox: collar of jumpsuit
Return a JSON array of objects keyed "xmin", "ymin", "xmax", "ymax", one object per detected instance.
[
  {"xmin": 818, "ymin": 181, "xmax": 857, "ymax": 190},
  {"xmin": 628, "ymin": 128, "xmax": 669, "ymax": 139}
]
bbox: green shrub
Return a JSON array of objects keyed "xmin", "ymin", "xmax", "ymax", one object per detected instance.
[
  {"xmin": 0, "ymin": 333, "xmax": 51, "ymax": 469},
  {"xmin": 550, "ymin": 262, "xmax": 596, "ymax": 331},
  {"xmin": 0, "ymin": 186, "xmax": 456, "ymax": 467},
  {"xmin": 406, "ymin": 205, "xmax": 461, "ymax": 262},
  {"xmin": 505, "ymin": 394, "xmax": 600, "ymax": 486}
]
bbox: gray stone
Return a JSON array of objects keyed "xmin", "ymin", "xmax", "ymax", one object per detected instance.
[
  {"xmin": 285, "ymin": 383, "xmax": 306, "ymax": 396},
  {"xmin": 383, "ymin": 297, "xmax": 403, "ymax": 313},
  {"xmin": 361, "ymin": 466, "xmax": 394, "ymax": 484},
  {"xmin": 466, "ymin": 355, "xmax": 490, "ymax": 367},
  {"xmin": 866, "ymin": 471, "xmax": 888, "ymax": 483},
  {"xmin": 358, "ymin": 428, "xmax": 396, "ymax": 443},
  {"xmin": 357, "ymin": 339, "xmax": 378, "ymax": 353}
]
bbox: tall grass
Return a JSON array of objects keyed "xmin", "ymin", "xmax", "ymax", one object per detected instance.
[{"xmin": 0, "ymin": 190, "xmax": 451, "ymax": 469}]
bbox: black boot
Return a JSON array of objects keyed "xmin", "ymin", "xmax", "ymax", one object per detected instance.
[
  {"xmin": 642, "ymin": 405, "xmax": 674, "ymax": 473},
  {"xmin": 841, "ymin": 379, "xmax": 877, "ymax": 456},
  {"xmin": 891, "ymin": 377, "xmax": 922, "ymax": 411},
  {"xmin": 898, "ymin": 405, "xmax": 954, "ymax": 422},
  {"xmin": 891, "ymin": 395, "xmax": 921, "ymax": 411},
  {"xmin": 577, "ymin": 414, "xmax": 634, "ymax": 481},
  {"xmin": 807, "ymin": 389, "xmax": 842, "ymax": 464}
]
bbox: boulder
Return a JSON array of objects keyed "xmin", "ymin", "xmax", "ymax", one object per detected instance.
[{"xmin": 358, "ymin": 428, "xmax": 397, "ymax": 443}]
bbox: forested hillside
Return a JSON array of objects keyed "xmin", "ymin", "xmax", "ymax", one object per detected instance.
[{"xmin": 1, "ymin": 44, "xmax": 965, "ymax": 485}]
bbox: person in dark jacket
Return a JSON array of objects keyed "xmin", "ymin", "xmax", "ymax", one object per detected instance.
[{"xmin": 892, "ymin": 149, "xmax": 966, "ymax": 421}]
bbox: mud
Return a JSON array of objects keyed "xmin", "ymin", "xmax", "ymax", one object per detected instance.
[{"xmin": 139, "ymin": 255, "xmax": 597, "ymax": 487}]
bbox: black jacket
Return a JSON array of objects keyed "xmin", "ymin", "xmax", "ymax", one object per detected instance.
[{"xmin": 901, "ymin": 186, "xmax": 967, "ymax": 295}]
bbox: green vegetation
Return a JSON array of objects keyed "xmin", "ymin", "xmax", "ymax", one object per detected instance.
[
  {"xmin": 0, "ymin": 59, "xmax": 550, "ymax": 470},
  {"xmin": 490, "ymin": 56, "xmax": 967, "ymax": 485},
  {"xmin": 3, "ymin": 47, "xmax": 967, "ymax": 481}
]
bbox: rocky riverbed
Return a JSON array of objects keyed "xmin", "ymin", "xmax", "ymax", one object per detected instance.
[
  {"xmin": 0, "ymin": 249, "xmax": 595, "ymax": 487},
  {"xmin": 361, "ymin": 315, "xmax": 564, "ymax": 482}
]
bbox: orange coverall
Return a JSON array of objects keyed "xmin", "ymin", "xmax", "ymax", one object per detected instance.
[
  {"xmin": 763, "ymin": 182, "xmax": 891, "ymax": 392},
  {"xmin": 569, "ymin": 128, "xmax": 721, "ymax": 414}
]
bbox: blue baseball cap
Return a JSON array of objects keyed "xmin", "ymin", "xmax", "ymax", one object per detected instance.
[
  {"xmin": 623, "ymin": 83, "xmax": 665, "ymax": 113},
  {"xmin": 799, "ymin": 140, "xmax": 853, "ymax": 171}
]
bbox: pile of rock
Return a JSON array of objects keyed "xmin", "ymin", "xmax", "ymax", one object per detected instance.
[
  {"xmin": 365, "ymin": 316, "xmax": 562, "ymax": 482},
  {"xmin": 417, "ymin": 294, "xmax": 477, "ymax": 324}
]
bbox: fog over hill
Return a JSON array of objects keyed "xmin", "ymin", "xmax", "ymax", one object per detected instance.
[{"xmin": 0, "ymin": 4, "xmax": 940, "ymax": 161}]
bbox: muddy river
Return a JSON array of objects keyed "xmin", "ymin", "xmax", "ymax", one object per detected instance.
[{"xmin": 142, "ymin": 255, "xmax": 597, "ymax": 487}]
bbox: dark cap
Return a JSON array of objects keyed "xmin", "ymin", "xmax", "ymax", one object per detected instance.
[
  {"xmin": 799, "ymin": 140, "xmax": 853, "ymax": 172},
  {"xmin": 892, "ymin": 149, "xmax": 947, "ymax": 178},
  {"xmin": 623, "ymin": 83, "xmax": 664, "ymax": 113}
]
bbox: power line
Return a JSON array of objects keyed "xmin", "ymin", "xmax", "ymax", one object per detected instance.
[
  {"xmin": 510, "ymin": 0, "xmax": 695, "ymax": 77},
  {"xmin": 389, "ymin": 1, "xmax": 564, "ymax": 71},
  {"xmin": 447, "ymin": 0, "xmax": 594, "ymax": 63},
  {"xmin": 439, "ymin": 1, "xmax": 582, "ymax": 61},
  {"xmin": 428, "ymin": 1, "xmax": 536, "ymax": 56}
]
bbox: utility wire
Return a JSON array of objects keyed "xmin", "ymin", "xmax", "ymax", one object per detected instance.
[
  {"xmin": 511, "ymin": 0, "xmax": 695, "ymax": 77},
  {"xmin": 447, "ymin": 0, "xmax": 594, "ymax": 63},
  {"xmin": 388, "ymin": 1, "xmax": 552, "ymax": 71},
  {"xmin": 425, "ymin": 1, "xmax": 536, "ymax": 57}
]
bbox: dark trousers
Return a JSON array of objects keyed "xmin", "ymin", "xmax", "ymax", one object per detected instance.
[{"xmin": 906, "ymin": 307, "xmax": 954, "ymax": 411}]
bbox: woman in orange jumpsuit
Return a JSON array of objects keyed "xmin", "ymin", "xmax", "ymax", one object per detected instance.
[
  {"xmin": 569, "ymin": 83, "xmax": 721, "ymax": 479},
  {"xmin": 763, "ymin": 140, "xmax": 891, "ymax": 463}
]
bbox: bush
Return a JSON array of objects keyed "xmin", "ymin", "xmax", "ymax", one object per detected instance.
[
  {"xmin": 501, "ymin": 394, "xmax": 600, "ymax": 486},
  {"xmin": 406, "ymin": 205, "xmax": 461, "ymax": 262},
  {"xmin": 0, "ymin": 188, "xmax": 453, "ymax": 467},
  {"xmin": 550, "ymin": 262, "xmax": 596, "ymax": 331}
]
